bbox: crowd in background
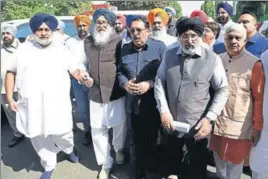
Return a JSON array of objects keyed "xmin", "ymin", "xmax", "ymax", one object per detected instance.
[{"xmin": 1, "ymin": 2, "xmax": 268, "ymax": 179}]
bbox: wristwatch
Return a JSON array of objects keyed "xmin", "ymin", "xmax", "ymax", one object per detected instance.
[{"xmin": 206, "ymin": 117, "xmax": 214, "ymax": 125}]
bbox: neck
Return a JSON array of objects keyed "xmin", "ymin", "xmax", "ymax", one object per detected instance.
[
  {"xmin": 78, "ymin": 34, "xmax": 87, "ymax": 40},
  {"xmin": 247, "ymin": 30, "xmax": 257, "ymax": 39}
]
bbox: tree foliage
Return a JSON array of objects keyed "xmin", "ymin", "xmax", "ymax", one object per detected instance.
[
  {"xmin": 1, "ymin": 0, "xmax": 92, "ymax": 22},
  {"xmin": 108, "ymin": 1, "xmax": 182, "ymax": 18},
  {"xmin": 108, "ymin": 1, "xmax": 169, "ymax": 10},
  {"xmin": 168, "ymin": 1, "xmax": 182, "ymax": 18},
  {"xmin": 201, "ymin": 1, "xmax": 216, "ymax": 19}
]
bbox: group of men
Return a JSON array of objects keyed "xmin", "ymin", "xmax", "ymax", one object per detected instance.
[{"xmin": 1, "ymin": 2, "xmax": 268, "ymax": 179}]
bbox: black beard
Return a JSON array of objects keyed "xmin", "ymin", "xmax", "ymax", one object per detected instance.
[
  {"xmin": 217, "ymin": 16, "xmax": 229, "ymax": 25},
  {"xmin": 78, "ymin": 30, "xmax": 88, "ymax": 39},
  {"xmin": 3, "ymin": 38, "xmax": 14, "ymax": 48}
]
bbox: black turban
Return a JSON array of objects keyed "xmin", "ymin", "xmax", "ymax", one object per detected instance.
[
  {"xmin": 176, "ymin": 17, "xmax": 204, "ymax": 37},
  {"xmin": 29, "ymin": 13, "xmax": 58, "ymax": 33}
]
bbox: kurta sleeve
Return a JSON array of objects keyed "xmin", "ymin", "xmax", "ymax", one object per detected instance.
[
  {"xmin": 6, "ymin": 53, "xmax": 18, "ymax": 73},
  {"xmin": 251, "ymin": 61, "xmax": 265, "ymax": 131}
]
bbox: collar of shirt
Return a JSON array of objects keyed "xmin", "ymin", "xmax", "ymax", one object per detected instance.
[
  {"xmin": 220, "ymin": 20, "xmax": 233, "ymax": 30},
  {"xmin": 176, "ymin": 44, "xmax": 202, "ymax": 58},
  {"xmin": 227, "ymin": 48, "xmax": 248, "ymax": 61},
  {"xmin": 248, "ymin": 32, "xmax": 263, "ymax": 44},
  {"xmin": 130, "ymin": 38, "xmax": 151, "ymax": 51}
]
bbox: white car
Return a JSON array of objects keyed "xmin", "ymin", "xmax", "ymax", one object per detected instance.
[{"xmin": 2, "ymin": 16, "xmax": 77, "ymax": 43}]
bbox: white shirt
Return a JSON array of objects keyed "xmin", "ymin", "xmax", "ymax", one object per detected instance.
[
  {"xmin": 65, "ymin": 35, "xmax": 87, "ymax": 71},
  {"xmin": 217, "ymin": 20, "xmax": 234, "ymax": 43},
  {"xmin": 8, "ymin": 40, "xmax": 79, "ymax": 138},
  {"xmin": 1, "ymin": 39, "xmax": 19, "ymax": 94},
  {"xmin": 151, "ymin": 33, "xmax": 178, "ymax": 47}
]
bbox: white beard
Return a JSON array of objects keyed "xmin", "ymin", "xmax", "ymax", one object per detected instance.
[
  {"xmin": 34, "ymin": 34, "xmax": 53, "ymax": 46},
  {"xmin": 179, "ymin": 39, "xmax": 201, "ymax": 55},
  {"xmin": 93, "ymin": 25, "xmax": 114, "ymax": 46},
  {"xmin": 152, "ymin": 27, "xmax": 167, "ymax": 39}
]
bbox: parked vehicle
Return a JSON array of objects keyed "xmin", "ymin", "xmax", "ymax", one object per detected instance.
[{"xmin": 2, "ymin": 16, "xmax": 77, "ymax": 43}]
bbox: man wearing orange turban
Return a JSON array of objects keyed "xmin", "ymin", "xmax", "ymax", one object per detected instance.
[
  {"xmin": 148, "ymin": 8, "xmax": 177, "ymax": 47},
  {"xmin": 65, "ymin": 14, "xmax": 92, "ymax": 147}
]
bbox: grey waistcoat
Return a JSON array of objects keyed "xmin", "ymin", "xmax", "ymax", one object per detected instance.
[{"xmin": 165, "ymin": 47, "xmax": 217, "ymax": 128}]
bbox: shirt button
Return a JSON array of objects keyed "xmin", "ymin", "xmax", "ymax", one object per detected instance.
[
  {"xmin": 229, "ymin": 60, "xmax": 231, "ymax": 63},
  {"xmin": 225, "ymin": 69, "xmax": 228, "ymax": 72}
]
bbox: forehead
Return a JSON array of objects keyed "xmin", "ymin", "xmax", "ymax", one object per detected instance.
[
  {"xmin": 38, "ymin": 23, "xmax": 50, "ymax": 29},
  {"xmin": 130, "ymin": 20, "xmax": 146, "ymax": 28},
  {"xmin": 153, "ymin": 16, "xmax": 163, "ymax": 23},
  {"xmin": 218, "ymin": 8, "xmax": 227, "ymax": 14},
  {"xmin": 115, "ymin": 19, "xmax": 122, "ymax": 23},
  {"xmin": 239, "ymin": 14, "xmax": 254, "ymax": 21},
  {"xmin": 96, "ymin": 15, "xmax": 107, "ymax": 22},
  {"xmin": 226, "ymin": 30, "xmax": 244, "ymax": 38},
  {"xmin": 204, "ymin": 27, "xmax": 213, "ymax": 32}
]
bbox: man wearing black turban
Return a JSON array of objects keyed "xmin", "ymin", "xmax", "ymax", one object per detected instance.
[
  {"xmin": 5, "ymin": 13, "xmax": 84, "ymax": 179},
  {"xmin": 154, "ymin": 17, "xmax": 229, "ymax": 179}
]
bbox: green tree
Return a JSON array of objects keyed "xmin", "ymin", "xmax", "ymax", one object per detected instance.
[
  {"xmin": 108, "ymin": 1, "xmax": 169, "ymax": 11},
  {"xmin": 201, "ymin": 1, "xmax": 216, "ymax": 19},
  {"xmin": 168, "ymin": 1, "xmax": 182, "ymax": 18},
  {"xmin": 0, "ymin": 0, "xmax": 91, "ymax": 22}
]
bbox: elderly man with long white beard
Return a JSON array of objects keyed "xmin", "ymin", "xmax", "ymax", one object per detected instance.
[
  {"xmin": 147, "ymin": 8, "xmax": 177, "ymax": 47},
  {"xmin": 83, "ymin": 9, "xmax": 126, "ymax": 179},
  {"xmin": 5, "ymin": 13, "xmax": 81, "ymax": 179}
]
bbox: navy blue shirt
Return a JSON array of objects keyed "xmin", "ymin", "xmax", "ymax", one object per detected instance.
[
  {"xmin": 117, "ymin": 38, "xmax": 167, "ymax": 89},
  {"xmin": 213, "ymin": 32, "xmax": 268, "ymax": 58}
]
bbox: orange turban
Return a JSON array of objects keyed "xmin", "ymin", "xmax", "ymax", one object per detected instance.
[
  {"xmin": 74, "ymin": 15, "xmax": 91, "ymax": 28},
  {"xmin": 148, "ymin": 8, "xmax": 169, "ymax": 26}
]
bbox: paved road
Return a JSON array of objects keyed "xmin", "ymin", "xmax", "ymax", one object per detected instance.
[{"xmin": 1, "ymin": 122, "xmax": 251, "ymax": 179}]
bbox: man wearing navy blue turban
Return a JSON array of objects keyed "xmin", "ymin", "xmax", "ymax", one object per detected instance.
[
  {"xmin": 5, "ymin": 12, "xmax": 84, "ymax": 179},
  {"xmin": 216, "ymin": 2, "xmax": 234, "ymax": 43},
  {"xmin": 83, "ymin": 8, "xmax": 126, "ymax": 179}
]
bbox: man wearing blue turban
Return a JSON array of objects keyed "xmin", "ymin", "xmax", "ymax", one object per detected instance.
[
  {"xmin": 5, "ymin": 13, "xmax": 83, "ymax": 179},
  {"xmin": 164, "ymin": 6, "xmax": 177, "ymax": 37},
  {"xmin": 82, "ymin": 8, "xmax": 126, "ymax": 179},
  {"xmin": 216, "ymin": 2, "xmax": 234, "ymax": 43}
]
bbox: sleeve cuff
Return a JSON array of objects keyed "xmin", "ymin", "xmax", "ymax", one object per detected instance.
[
  {"xmin": 206, "ymin": 111, "xmax": 218, "ymax": 121},
  {"xmin": 119, "ymin": 77, "xmax": 128, "ymax": 89}
]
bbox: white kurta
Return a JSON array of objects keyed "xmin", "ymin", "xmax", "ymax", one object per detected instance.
[
  {"xmin": 217, "ymin": 20, "xmax": 234, "ymax": 43},
  {"xmin": 8, "ymin": 41, "xmax": 79, "ymax": 138},
  {"xmin": 250, "ymin": 50, "xmax": 268, "ymax": 174},
  {"xmin": 151, "ymin": 33, "xmax": 177, "ymax": 47}
]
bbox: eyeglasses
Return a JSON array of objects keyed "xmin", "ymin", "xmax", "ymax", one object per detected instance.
[{"xmin": 129, "ymin": 28, "xmax": 146, "ymax": 34}]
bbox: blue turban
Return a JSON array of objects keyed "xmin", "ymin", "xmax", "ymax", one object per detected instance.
[
  {"xmin": 165, "ymin": 7, "xmax": 176, "ymax": 16},
  {"xmin": 92, "ymin": 8, "xmax": 116, "ymax": 26},
  {"xmin": 29, "ymin": 13, "xmax": 58, "ymax": 33},
  {"xmin": 216, "ymin": 2, "xmax": 233, "ymax": 17},
  {"xmin": 126, "ymin": 15, "xmax": 144, "ymax": 28}
]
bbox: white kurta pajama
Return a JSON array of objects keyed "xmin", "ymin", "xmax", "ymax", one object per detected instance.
[
  {"xmin": 8, "ymin": 40, "xmax": 79, "ymax": 171},
  {"xmin": 250, "ymin": 51, "xmax": 268, "ymax": 179},
  {"xmin": 90, "ymin": 97, "xmax": 126, "ymax": 169}
]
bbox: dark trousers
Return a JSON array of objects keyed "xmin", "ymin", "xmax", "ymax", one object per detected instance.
[
  {"xmin": 131, "ymin": 112, "xmax": 160, "ymax": 178},
  {"xmin": 167, "ymin": 135, "xmax": 209, "ymax": 179}
]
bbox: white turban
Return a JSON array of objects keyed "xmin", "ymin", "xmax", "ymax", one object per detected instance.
[{"xmin": 1, "ymin": 24, "xmax": 17, "ymax": 36}]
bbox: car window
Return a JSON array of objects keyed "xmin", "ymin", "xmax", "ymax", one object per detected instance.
[{"xmin": 16, "ymin": 20, "xmax": 77, "ymax": 39}]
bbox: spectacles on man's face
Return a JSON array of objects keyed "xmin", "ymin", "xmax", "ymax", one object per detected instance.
[{"xmin": 129, "ymin": 28, "xmax": 146, "ymax": 34}]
